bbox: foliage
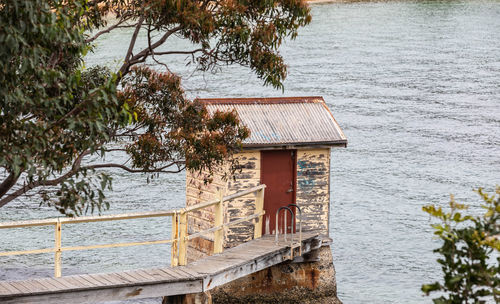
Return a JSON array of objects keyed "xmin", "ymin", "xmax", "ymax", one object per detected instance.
[
  {"xmin": 119, "ymin": 66, "xmax": 249, "ymax": 177},
  {"xmin": 0, "ymin": 0, "xmax": 311, "ymax": 215},
  {"xmin": 0, "ymin": 0, "xmax": 126, "ymax": 214},
  {"xmin": 422, "ymin": 186, "xmax": 500, "ymax": 303},
  {"xmin": 83, "ymin": 0, "xmax": 311, "ymax": 89}
]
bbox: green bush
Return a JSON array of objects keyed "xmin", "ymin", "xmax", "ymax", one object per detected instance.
[{"xmin": 422, "ymin": 186, "xmax": 499, "ymax": 303}]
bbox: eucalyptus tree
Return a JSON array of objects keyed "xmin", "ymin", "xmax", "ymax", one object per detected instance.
[{"xmin": 0, "ymin": 0, "xmax": 311, "ymax": 215}]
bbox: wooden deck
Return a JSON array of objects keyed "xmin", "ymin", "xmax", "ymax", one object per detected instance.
[{"xmin": 0, "ymin": 232, "xmax": 321, "ymax": 304}]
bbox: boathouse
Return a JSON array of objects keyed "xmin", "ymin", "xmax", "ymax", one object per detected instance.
[
  {"xmin": 0, "ymin": 96, "xmax": 347, "ymax": 304},
  {"xmin": 186, "ymin": 96, "xmax": 347, "ymax": 255}
]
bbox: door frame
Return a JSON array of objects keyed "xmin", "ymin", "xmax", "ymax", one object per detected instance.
[{"xmin": 260, "ymin": 149, "xmax": 298, "ymax": 233}]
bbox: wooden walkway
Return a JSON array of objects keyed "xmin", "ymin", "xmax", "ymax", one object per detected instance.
[{"xmin": 0, "ymin": 232, "xmax": 321, "ymax": 304}]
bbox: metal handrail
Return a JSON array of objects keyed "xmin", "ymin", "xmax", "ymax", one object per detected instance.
[
  {"xmin": 0, "ymin": 184, "xmax": 267, "ymax": 277},
  {"xmin": 0, "ymin": 210, "xmax": 177, "ymax": 229},
  {"xmin": 287, "ymin": 204, "xmax": 302, "ymax": 255},
  {"xmin": 274, "ymin": 204, "xmax": 303, "ymax": 259},
  {"xmin": 275, "ymin": 206, "xmax": 294, "ymax": 244}
]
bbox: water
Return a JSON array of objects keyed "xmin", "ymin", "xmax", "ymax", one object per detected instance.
[{"xmin": 1, "ymin": 1, "xmax": 499, "ymax": 303}]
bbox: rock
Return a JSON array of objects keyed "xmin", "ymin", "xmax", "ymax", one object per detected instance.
[{"xmin": 210, "ymin": 245, "xmax": 342, "ymax": 304}]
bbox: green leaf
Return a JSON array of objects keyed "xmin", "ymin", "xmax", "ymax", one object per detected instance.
[{"xmin": 422, "ymin": 282, "xmax": 441, "ymax": 295}]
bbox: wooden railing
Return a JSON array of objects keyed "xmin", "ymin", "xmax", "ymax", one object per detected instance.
[{"xmin": 0, "ymin": 184, "xmax": 266, "ymax": 277}]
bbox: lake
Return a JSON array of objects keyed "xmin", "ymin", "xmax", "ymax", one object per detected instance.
[{"xmin": 1, "ymin": 0, "xmax": 499, "ymax": 303}]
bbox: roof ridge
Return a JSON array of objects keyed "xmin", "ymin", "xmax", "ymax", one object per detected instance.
[
  {"xmin": 203, "ymin": 97, "xmax": 347, "ymax": 147},
  {"xmin": 196, "ymin": 96, "xmax": 324, "ymax": 105}
]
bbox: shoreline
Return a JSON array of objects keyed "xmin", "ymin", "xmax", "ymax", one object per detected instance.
[
  {"xmin": 308, "ymin": 0, "xmax": 342, "ymax": 2},
  {"xmin": 307, "ymin": 0, "xmax": 396, "ymax": 3},
  {"xmin": 307, "ymin": 0, "xmax": 350, "ymax": 3}
]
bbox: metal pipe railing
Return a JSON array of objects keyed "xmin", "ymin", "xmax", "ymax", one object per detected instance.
[
  {"xmin": 275, "ymin": 206, "xmax": 294, "ymax": 244},
  {"xmin": 287, "ymin": 204, "xmax": 303, "ymax": 255},
  {"xmin": 0, "ymin": 184, "xmax": 267, "ymax": 277},
  {"xmin": 274, "ymin": 204, "xmax": 303, "ymax": 259}
]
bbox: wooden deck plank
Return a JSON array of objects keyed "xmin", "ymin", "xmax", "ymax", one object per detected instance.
[
  {"xmin": 92, "ymin": 273, "xmax": 123, "ymax": 286},
  {"xmin": 197, "ymin": 255, "xmax": 246, "ymax": 264},
  {"xmin": 0, "ymin": 233, "xmax": 320, "ymax": 304},
  {"xmin": 217, "ymin": 251, "xmax": 262, "ymax": 260},
  {"xmin": 114, "ymin": 271, "xmax": 141, "ymax": 284},
  {"xmin": 0, "ymin": 282, "xmax": 12, "ymax": 295},
  {"xmin": 0, "ymin": 281, "xmax": 22, "ymax": 294},
  {"xmin": 29, "ymin": 280, "xmax": 57, "ymax": 293},
  {"xmin": 13, "ymin": 281, "xmax": 37, "ymax": 293},
  {"xmin": 7, "ymin": 282, "xmax": 32, "ymax": 294},
  {"xmin": 113, "ymin": 272, "xmax": 139, "ymax": 284},
  {"xmin": 78, "ymin": 274, "xmax": 108, "ymax": 287},
  {"xmin": 241, "ymin": 241, "xmax": 281, "ymax": 248},
  {"xmin": 129, "ymin": 270, "xmax": 157, "ymax": 282},
  {"xmin": 104, "ymin": 273, "xmax": 132, "ymax": 285},
  {"xmin": 62, "ymin": 276, "xmax": 88, "ymax": 289},
  {"xmin": 120, "ymin": 270, "xmax": 146, "ymax": 282},
  {"xmin": 200, "ymin": 238, "xmax": 319, "ymax": 291},
  {"xmin": 223, "ymin": 245, "xmax": 276, "ymax": 254},
  {"xmin": 158, "ymin": 267, "xmax": 187, "ymax": 280},
  {"xmin": 201, "ymin": 257, "xmax": 248, "ymax": 269},
  {"xmin": 18, "ymin": 280, "xmax": 50, "ymax": 294},
  {"xmin": 167, "ymin": 267, "xmax": 195, "ymax": 280},
  {"xmin": 52, "ymin": 277, "xmax": 80, "ymax": 290},
  {"xmin": 157, "ymin": 268, "xmax": 182, "ymax": 280},
  {"xmin": 105, "ymin": 273, "xmax": 137, "ymax": 285},
  {"xmin": 175, "ymin": 266, "xmax": 200, "ymax": 277},
  {"xmin": 139, "ymin": 269, "xmax": 169, "ymax": 281},
  {"xmin": 145, "ymin": 269, "xmax": 176, "ymax": 281},
  {"xmin": 92, "ymin": 274, "xmax": 118, "ymax": 286},
  {"xmin": 0, "ymin": 280, "xmax": 204, "ymax": 304},
  {"xmin": 66, "ymin": 275, "xmax": 96, "ymax": 288},
  {"xmin": 189, "ymin": 259, "xmax": 238, "ymax": 274},
  {"xmin": 169, "ymin": 267, "xmax": 196, "ymax": 279},
  {"xmin": 33, "ymin": 278, "xmax": 62, "ymax": 292},
  {"xmin": 210, "ymin": 253, "xmax": 249, "ymax": 261}
]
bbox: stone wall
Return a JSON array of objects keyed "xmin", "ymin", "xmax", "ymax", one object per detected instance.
[
  {"xmin": 224, "ymin": 150, "xmax": 261, "ymax": 247},
  {"xmin": 185, "ymin": 151, "xmax": 261, "ymax": 251},
  {"xmin": 210, "ymin": 244, "xmax": 341, "ymax": 304},
  {"xmin": 185, "ymin": 147, "xmax": 332, "ymax": 252},
  {"xmin": 186, "ymin": 165, "xmax": 227, "ymax": 237},
  {"xmin": 296, "ymin": 148, "xmax": 331, "ymax": 235}
]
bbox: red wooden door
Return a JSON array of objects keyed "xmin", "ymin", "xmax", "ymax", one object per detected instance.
[{"xmin": 261, "ymin": 150, "xmax": 296, "ymax": 234}]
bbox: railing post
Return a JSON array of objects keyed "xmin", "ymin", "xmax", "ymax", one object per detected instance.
[
  {"xmin": 54, "ymin": 219, "xmax": 62, "ymax": 278},
  {"xmin": 170, "ymin": 212, "xmax": 179, "ymax": 267},
  {"xmin": 213, "ymin": 190, "xmax": 224, "ymax": 254},
  {"xmin": 254, "ymin": 187, "xmax": 265, "ymax": 239},
  {"xmin": 178, "ymin": 211, "xmax": 188, "ymax": 266}
]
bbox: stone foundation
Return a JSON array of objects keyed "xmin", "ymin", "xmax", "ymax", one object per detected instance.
[
  {"xmin": 163, "ymin": 292, "xmax": 212, "ymax": 304},
  {"xmin": 210, "ymin": 245, "xmax": 341, "ymax": 304},
  {"xmin": 164, "ymin": 245, "xmax": 341, "ymax": 304}
]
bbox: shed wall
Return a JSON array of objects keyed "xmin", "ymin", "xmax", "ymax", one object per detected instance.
[
  {"xmin": 296, "ymin": 148, "xmax": 331, "ymax": 236},
  {"xmin": 185, "ymin": 148, "xmax": 331, "ymax": 252},
  {"xmin": 225, "ymin": 151, "xmax": 261, "ymax": 247},
  {"xmin": 186, "ymin": 166, "xmax": 227, "ymax": 237},
  {"xmin": 185, "ymin": 151, "xmax": 261, "ymax": 249}
]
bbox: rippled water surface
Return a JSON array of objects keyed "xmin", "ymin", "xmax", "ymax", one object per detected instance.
[{"xmin": 1, "ymin": 1, "xmax": 500, "ymax": 303}]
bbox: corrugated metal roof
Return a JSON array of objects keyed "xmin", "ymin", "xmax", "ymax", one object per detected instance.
[{"xmin": 198, "ymin": 97, "xmax": 347, "ymax": 148}]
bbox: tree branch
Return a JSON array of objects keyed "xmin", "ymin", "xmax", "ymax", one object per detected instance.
[
  {"xmin": 0, "ymin": 151, "xmax": 90, "ymax": 208},
  {"xmin": 0, "ymin": 171, "xmax": 21, "ymax": 201},
  {"xmin": 119, "ymin": 15, "xmax": 145, "ymax": 77},
  {"xmin": 152, "ymin": 49, "xmax": 204, "ymax": 56},
  {"xmin": 118, "ymin": 25, "xmax": 183, "ymax": 78},
  {"xmin": 103, "ymin": 148, "xmax": 128, "ymax": 152},
  {"xmin": 85, "ymin": 16, "xmax": 132, "ymax": 43},
  {"xmin": 147, "ymin": 24, "xmax": 172, "ymax": 73},
  {"xmin": 49, "ymin": 90, "xmax": 99, "ymax": 129},
  {"xmin": 84, "ymin": 162, "xmax": 185, "ymax": 174}
]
